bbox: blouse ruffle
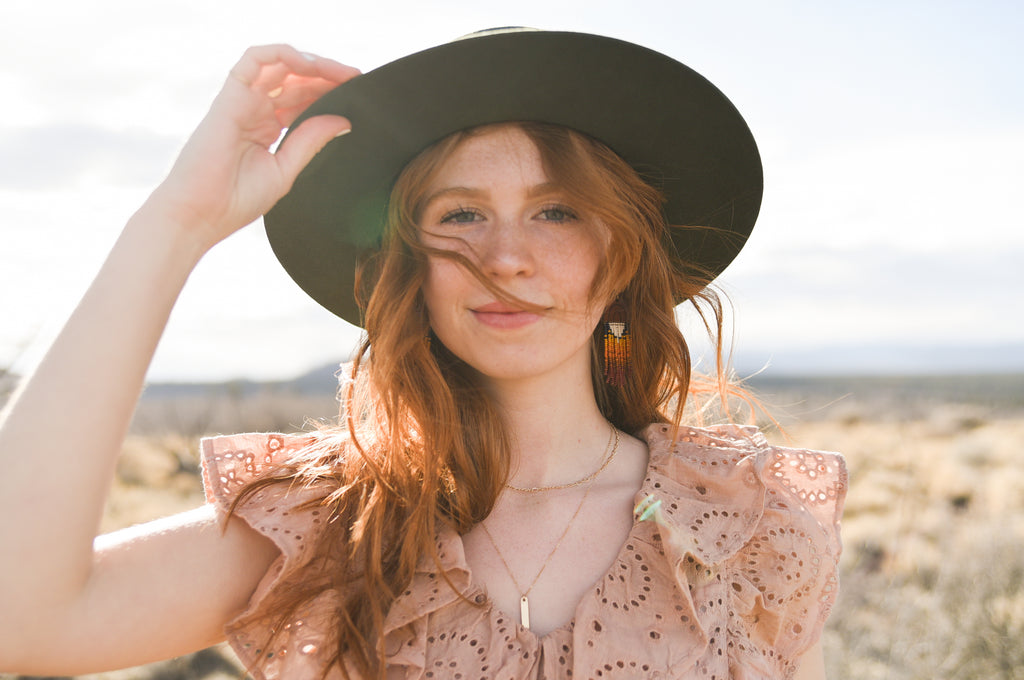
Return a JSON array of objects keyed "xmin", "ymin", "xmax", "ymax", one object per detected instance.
[
  {"xmin": 201, "ymin": 424, "xmax": 846, "ymax": 680},
  {"xmin": 201, "ymin": 433, "xmax": 340, "ymax": 678}
]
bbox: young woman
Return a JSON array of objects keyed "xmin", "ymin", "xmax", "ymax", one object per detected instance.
[{"xmin": 0, "ymin": 30, "xmax": 845, "ymax": 680}]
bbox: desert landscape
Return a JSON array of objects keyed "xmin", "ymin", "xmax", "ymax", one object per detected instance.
[{"xmin": 2, "ymin": 371, "xmax": 1022, "ymax": 679}]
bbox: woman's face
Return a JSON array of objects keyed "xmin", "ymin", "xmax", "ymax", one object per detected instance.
[{"xmin": 418, "ymin": 126, "xmax": 606, "ymax": 386}]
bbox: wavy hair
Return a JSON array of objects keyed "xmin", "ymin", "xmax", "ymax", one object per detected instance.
[{"xmin": 229, "ymin": 122, "xmax": 740, "ymax": 679}]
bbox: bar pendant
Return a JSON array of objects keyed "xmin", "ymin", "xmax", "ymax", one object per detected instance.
[{"xmin": 520, "ymin": 595, "xmax": 531, "ymax": 630}]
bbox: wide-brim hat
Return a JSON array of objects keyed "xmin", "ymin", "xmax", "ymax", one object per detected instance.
[{"xmin": 265, "ymin": 28, "xmax": 763, "ymax": 326}]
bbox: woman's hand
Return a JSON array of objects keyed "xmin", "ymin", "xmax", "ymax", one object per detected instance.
[{"xmin": 146, "ymin": 45, "xmax": 359, "ymax": 253}]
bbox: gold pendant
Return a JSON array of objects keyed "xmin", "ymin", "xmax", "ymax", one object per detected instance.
[{"xmin": 520, "ymin": 595, "xmax": 531, "ymax": 630}]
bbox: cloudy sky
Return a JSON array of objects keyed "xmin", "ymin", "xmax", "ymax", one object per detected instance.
[{"xmin": 1, "ymin": 1, "xmax": 1021, "ymax": 381}]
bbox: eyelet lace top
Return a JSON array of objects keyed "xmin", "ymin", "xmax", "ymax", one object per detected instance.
[{"xmin": 201, "ymin": 423, "xmax": 846, "ymax": 680}]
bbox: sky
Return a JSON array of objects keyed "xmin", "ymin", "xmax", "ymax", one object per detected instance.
[{"xmin": 1, "ymin": 0, "xmax": 1022, "ymax": 381}]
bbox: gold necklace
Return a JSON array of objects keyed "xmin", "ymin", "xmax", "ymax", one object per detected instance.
[
  {"xmin": 479, "ymin": 429, "xmax": 620, "ymax": 629},
  {"xmin": 505, "ymin": 426, "xmax": 619, "ymax": 493}
]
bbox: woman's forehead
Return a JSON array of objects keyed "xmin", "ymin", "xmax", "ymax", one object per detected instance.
[{"xmin": 426, "ymin": 126, "xmax": 549, "ymax": 192}]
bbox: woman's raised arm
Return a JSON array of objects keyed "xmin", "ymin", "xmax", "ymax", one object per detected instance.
[{"xmin": 0, "ymin": 46, "xmax": 356, "ymax": 673}]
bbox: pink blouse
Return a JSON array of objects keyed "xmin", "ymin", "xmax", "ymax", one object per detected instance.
[{"xmin": 201, "ymin": 424, "xmax": 846, "ymax": 680}]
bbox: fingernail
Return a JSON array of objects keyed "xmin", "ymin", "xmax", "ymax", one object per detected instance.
[
  {"xmin": 334, "ymin": 128, "xmax": 352, "ymax": 138},
  {"xmin": 268, "ymin": 86, "xmax": 283, "ymax": 98},
  {"xmin": 301, "ymin": 52, "xmax": 316, "ymax": 61}
]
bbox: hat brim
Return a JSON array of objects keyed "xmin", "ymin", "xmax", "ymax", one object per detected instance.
[{"xmin": 264, "ymin": 30, "xmax": 763, "ymax": 325}]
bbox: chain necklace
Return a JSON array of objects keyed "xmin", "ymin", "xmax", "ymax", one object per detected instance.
[
  {"xmin": 479, "ymin": 428, "xmax": 620, "ymax": 629},
  {"xmin": 505, "ymin": 425, "xmax": 618, "ymax": 493}
]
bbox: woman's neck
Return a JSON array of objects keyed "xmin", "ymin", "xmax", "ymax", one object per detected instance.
[{"xmin": 483, "ymin": 357, "xmax": 612, "ymax": 490}]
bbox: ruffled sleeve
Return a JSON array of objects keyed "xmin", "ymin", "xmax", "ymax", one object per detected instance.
[
  {"xmin": 744, "ymin": 432, "xmax": 846, "ymax": 654},
  {"xmin": 635, "ymin": 424, "xmax": 847, "ymax": 679},
  {"xmin": 200, "ymin": 433, "xmax": 341, "ymax": 679}
]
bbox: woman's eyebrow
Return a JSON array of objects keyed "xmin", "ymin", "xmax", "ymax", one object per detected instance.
[
  {"xmin": 421, "ymin": 182, "xmax": 565, "ymax": 212},
  {"xmin": 526, "ymin": 182, "xmax": 562, "ymax": 198},
  {"xmin": 422, "ymin": 186, "xmax": 488, "ymax": 207}
]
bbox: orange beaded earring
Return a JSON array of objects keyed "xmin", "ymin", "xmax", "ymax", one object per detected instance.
[{"xmin": 602, "ymin": 298, "xmax": 630, "ymax": 386}]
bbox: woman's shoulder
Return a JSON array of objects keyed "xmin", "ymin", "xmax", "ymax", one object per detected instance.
[
  {"xmin": 198, "ymin": 432, "xmax": 344, "ymax": 675},
  {"xmin": 635, "ymin": 421, "xmax": 847, "ymax": 582},
  {"xmin": 200, "ymin": 430, "xmax": 331, "ymax": 545},
  {"xmin": 635, "ymin": 422, "xmax": 847, "ymax": 668},
  {"xmin": 199, "ymin": 430, "xmax": 349, "ymax": 568},
  {"xmin": 638, "ymin": 421, "xmax": 847, "ymax": 523},
  {"xmin": 200, "ymin": 432, "xmax": 318, "ymax": 505}
]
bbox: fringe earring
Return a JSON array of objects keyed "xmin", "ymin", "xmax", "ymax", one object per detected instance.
[{"xmin": 602, "ymin": 298, "xmax": 630, "ymax": 386}]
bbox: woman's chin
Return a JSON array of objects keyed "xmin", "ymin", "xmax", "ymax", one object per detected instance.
[{"xmin": 462, "ymin": 349, "xmax": 592, "ymax": 388}]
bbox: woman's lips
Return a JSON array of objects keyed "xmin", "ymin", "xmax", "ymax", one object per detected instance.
[{"xmin": 471, "ymin": 302, "xmax": 543, "ymax": 329}]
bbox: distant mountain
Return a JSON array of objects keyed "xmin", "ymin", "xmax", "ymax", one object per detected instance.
[
  {"xmin": 141, "ymin": 362, "xmax": 342, "ymax": 399},
  {"xmin": 744, "ymin": 372, "xmax": 1024, "ymax": 420},
  {"xmin": 733, "ymin": 342, "xmax": 1024, "ymax": 376}
]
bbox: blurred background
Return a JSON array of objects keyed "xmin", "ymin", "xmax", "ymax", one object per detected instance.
[
  {"xmin": 2, "ymin": 0, "xmax": 1021, "ymax": 381},
  {"xmin": 1, "ymin": 1, "xmax": 1022, "ymax": 678}
]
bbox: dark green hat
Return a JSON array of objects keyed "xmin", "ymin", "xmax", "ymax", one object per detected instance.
[{"xmin": 265, "ymin": 28, "xmax": 763, "ymax": 325}]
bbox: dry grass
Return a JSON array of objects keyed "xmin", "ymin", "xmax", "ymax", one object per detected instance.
[
  {"xmin": 4, "ymin": 376, "xmax": 1023, "ymax": 679},
  {"xmin": 775, "ymin": 417, "xmax": 1024, "ymax": 680}
]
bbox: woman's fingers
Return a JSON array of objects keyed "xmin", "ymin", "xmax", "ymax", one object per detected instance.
[
  {"xmin": 228, "ymin": 45, "xmax": 360, "ymax": 96},
  {"xmin": 269, "ymin": 78, "xmax": 346, "ymax": 126},
  {"xmin": 223, "ymin": 45, "xmax": 360, "ymax": 136},
  {"xmin": 226, "ymin": 46, "xmax": 360, "ymax": 198},
  {"xmin": 274, "ymin": 114, "xmax": 353, "ymax": 187}
]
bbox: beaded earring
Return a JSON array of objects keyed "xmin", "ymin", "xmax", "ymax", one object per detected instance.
[{"xmin": 602, "ymin": 298, "xmax": 630, "ymax": 386}]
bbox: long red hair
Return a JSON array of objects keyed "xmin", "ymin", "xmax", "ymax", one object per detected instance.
[{"xmin": 230, "ymin": 121, "xmax": 739, "ymax": 678}]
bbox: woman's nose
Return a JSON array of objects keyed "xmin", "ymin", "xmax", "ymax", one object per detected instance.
[{"xmin": 476, "ymin": 218, "xmax": 535, "ymax": 279}]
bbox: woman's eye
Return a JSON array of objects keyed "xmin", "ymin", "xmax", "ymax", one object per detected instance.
[
  {"xmin": 538, "ymin": 206, "xmax": 578, "ymax": 222},
  {"xmin": 440, "ymin": 208, "xmax": 481, "ymax": 224}
]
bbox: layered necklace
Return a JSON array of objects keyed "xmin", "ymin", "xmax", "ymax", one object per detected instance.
[{"xmin": 479, "ymin": 425, "xmax": 620, "ymax": 630}]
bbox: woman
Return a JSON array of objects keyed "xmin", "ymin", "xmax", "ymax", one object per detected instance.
[{"xmin": 0, "ymin": 30, "xmax": 845, "ymax": 680}]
